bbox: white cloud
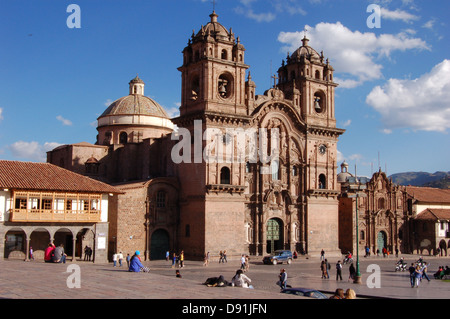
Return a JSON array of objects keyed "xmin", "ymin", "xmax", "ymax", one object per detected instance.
[
  {"xmin": 56, "ymin": 115, "xmax": 73, "ymax": 126},
  {"xmin": 0, "ymin": 107, "xmax": 3, "ymax": 121},
  {"xmin": 366, "ymin": 59, "xmax": 450, "ymax": 133},
  {"xmin": 422, "ymin": 19, "xmax": 436, "ymax": 30},
  {"xmin": 278, "ymin": 22, "xmax": 429, "ymax": 88},
  {"xmin": 380, "ymin": 8, "xmax": 419, "ymax": 23},
  {"xmin": 9, "ymin": 141, "xmax": 62, "ymax": 162}
]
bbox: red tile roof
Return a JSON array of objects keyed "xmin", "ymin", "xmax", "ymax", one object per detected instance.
[
  {"xmin": 406, "ymin": 186, "xmax": 450, "ymax": 203},
  {"xmin": 415, "ymin": 209, "xmax": 450, "ymax": 221},
  {"xmin": 0, "ymin": 160, "xmax": 122, "ymax": 194}
]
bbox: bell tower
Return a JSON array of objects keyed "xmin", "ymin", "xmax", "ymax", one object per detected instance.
[
  {"xmin": 177, "ymin": 11, "xmax": 249, "ymax": 118},
  {"xmin": 173, "ymin": 12, "xmax": 250, "ymax": 260},
  {"xmin": 277, "ymin": 35, "xmax": 337, "ymax": 128}
]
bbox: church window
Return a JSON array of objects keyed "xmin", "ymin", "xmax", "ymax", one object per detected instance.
[
  {"xmin": 220, "ymin": 167, "xmax": 231, "ymax": 184},
  {"xmin": 245, "ymin": 162, "xmax": 252, "ymax": 173},
  {"xmin": 315, "ymin": 70, "xmax": 321, "ymax": 79},
  {"xmin": 119, "ymin": 132, "xmax": 128, "ymax": 144},
  {"xmin": 185, "ymin": 224, "xmax": 190, "ymax": 237},
  {"xmin": 378, "ymin": 198, "xmax": 385, "ymax": 210},
  {"xmin": 221, "ymin": 49, "xmax": 228, "ymax": 60},
  {"xmin": 156, "ymin": 191, "xmax": 166, "ymax": 208},
  {"xmin": 292, "ymin": 165, "xmax": 298, "ymax": 177},
  {"xmin": 360, "ymin": 230, "xmax": 365, "ymax": 240},
  {"xmin": 319, "ymin": 174, "xmax": 326, "ymax": 189}
]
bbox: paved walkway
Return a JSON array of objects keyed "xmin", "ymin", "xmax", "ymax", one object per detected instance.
[{"xmin": 0, "ymin": 254, "xmax": 449, "ymax": 300}]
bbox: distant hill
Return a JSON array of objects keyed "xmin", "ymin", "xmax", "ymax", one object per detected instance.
[{"xmin": 389, "ymin": 171, "xmax": 450, "ymax": 189}]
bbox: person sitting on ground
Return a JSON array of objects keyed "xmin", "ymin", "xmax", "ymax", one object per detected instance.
[
  {"xmin": 52, "ymin": 244, "xmax": 67, "ymax": 263},
  {"xmin": 44, "ymin": 243, "xmax": 55, "ymax": 263},
  {"xmin": 345, "ymin": 289, "xmax": 356, "ymax": 299},
  {"xmin": 203, "ymin": 275, "xmax": 228, "ymax": 287},
  {"xmin": 231, "ymin": 269, "xmax": 253, "ymax": 289},
  {"xmin": 329, "ymin": 288, "xmax": 345, "ymax": 299},
  {"xmin": 128, "ymin": 251, "xmax": 149, "ymax": 273}
]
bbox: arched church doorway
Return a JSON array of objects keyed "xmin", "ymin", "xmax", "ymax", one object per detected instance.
[
  {"xmin": 377, "ymin": 231, "xmax": 387, "ymax": 253},
  {"xmin": 150, "ymin": 229, "xmax": 170, "ymax": 260},
  {"xmin": 266, "ymin": 218, "xmax": 283, "ymax": 254}
]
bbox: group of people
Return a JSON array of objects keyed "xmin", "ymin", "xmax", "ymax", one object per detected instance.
[
  {"xmin": 44, "ymin": 243, "xmax": 67, "ymax": 264},
  {"xmin": 408, "ymin": 260, "xmax": 431, "ymax": 288},
  {"xmin": 433, "ymin": 265, "xmax": 450, "ymax": 279},
  {"xmin": 320, "ymin": 258, "xmax": 356, "ymax": 282},
  {"xmin": 112, "ymin": 252, "xmax": 125, "ymax": 267},
  {"xmin": 170, "ymin": 250, "xmax": 185, "ymax": 268}
]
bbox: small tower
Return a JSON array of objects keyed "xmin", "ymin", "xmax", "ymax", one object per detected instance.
[{"xmin": 129, "ymin": 75, "xmax": 145, "ymax": 95}]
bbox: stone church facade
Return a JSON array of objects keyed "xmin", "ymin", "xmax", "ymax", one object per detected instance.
[{"xmin": 48, "ymin": 11, "xmax": 345, "ymax": 261}]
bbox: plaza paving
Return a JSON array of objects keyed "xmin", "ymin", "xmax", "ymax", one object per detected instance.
[{"xmin": 0, "ymin": 254, "xmax": 449, "ymax": 300}]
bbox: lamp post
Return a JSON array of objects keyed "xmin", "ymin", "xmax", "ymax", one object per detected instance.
[{"xmin": 345, "ymin": 166, "xmax": 366, "ymax": 284}]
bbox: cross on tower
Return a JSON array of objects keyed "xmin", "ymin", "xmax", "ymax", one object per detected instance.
[
  {"xmin": 271, "ymin": 74, "xmax": 278, "ymax": 88},
  {"xmin": 212, "ymin": 0, "xmax": 217, "ymax": 12}
]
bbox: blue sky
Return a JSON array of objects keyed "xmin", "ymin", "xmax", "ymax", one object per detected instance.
[{"xmin": 0, "ymin": 0, "xmax": 449, "ymax": 178}]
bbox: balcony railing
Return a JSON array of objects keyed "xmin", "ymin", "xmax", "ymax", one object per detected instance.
[{"xmin": 10, "ymin": 208, "xmax": 101, "ymax": 223}]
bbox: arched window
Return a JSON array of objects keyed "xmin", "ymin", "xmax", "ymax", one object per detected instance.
[
  {"xmin": 378, "ymin": 198, "xmax": 385, "ymax": 210},
  {"xmin": 156, "ymin": 191, "xmax": 166, "ymax": 208},
  {"xmin": 319, "ymin": 174, "xmax": 326, "ymax": 189},
  {"xmin": 315, "ymin": 70, "xmax": 321, "ymax": 79},
  {"xmin": 221, "ymin": 49, "xmax": 228, "ymax": 60},
  {"xmin": 220, "ymin": 167, "xmax": 230, "ymax": 184},
  {"xmin": 119, "ymin": 132, "xmax": 128, "ymax": 144}
]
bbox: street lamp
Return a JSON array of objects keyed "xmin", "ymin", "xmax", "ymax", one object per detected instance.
[{"xmin": 345, "ymin": 166, "xmax": 367, "ymax": 284}]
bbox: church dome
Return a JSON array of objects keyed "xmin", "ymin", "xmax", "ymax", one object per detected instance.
[
  {"xmin": 337, "ymin": 161, "xmax": 353, "ymax": 183},
  {"xmin": 100, "ymin": 94, "xmax": 169, "ymax": 119},
  {"xmin": 97, "ymin": 76, "xmax": 174, "ymax": 145},
  {"xmin": 193, "ymin": 11, "xmax": 234, "ymax": 42},
  {"xmin": 290, "ymin": 37, "xmax": 321, "ymax": 62}
]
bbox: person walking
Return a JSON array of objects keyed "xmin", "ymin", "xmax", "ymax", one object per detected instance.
[
  {"xmin": 126, "ymin": 253, "xmax": 131, "ymax": 268},
  {"xmin": 320, "ymin": 260, "xmax": 327, "ymax": 279},
  {"xmin": 278, "ymin": 269, "xmax": 287, "ymax": 290},
  {"xmin": 408, "ymin": 263, "xmax": 416, "ymax": 287},
  {"xmin": 113, "ymin": 253, "xmax": 117, "ymax": 267},
  {"xmin": 413, "ymin": 265, "xmax": 423, "ymax": 288},
  {"xmin": 118, "ymin": 251, "xmax": 124, "ymax": 267},
  {"xmin": 179, "ymin": 250, "xmax": 185, "ymax": 268},
  {"xmin": 422, "ymin": 262, "xmax": 431, "ymax": 282},
  {"xmin": 325, "ymin": 259, "xmax": 330, "ymax": 279},
  {"xmin": 320, "ymin": 249, "xmax": 325, "ymax": 261},
  {"xmin": 336, "ymin": 260, "xmax": 343, "ymax": 281},
  {"xmin": 29, "ymin": 246, "xmax": 34, "ymax": 261},
  {"xmin": 240, "ymin": 254, "xmax": 246, "ymax": 271},
  {"xmin": 349, "ymin": 263, "xmax": 356, "ymax": 282}
]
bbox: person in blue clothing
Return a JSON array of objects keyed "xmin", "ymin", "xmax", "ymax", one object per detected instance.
[{"xmin": 128, "ymin": 251, "xmax": 150, "ymax": 273}]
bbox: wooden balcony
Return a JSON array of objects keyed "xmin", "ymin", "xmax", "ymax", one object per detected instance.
[
  {"xmin": 9, "ymin": 191, "xmax": 103, "ymax": 223},
  {"xmin": 10, "ymin": 208, "xmax": 101, "ymax": 223}
]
